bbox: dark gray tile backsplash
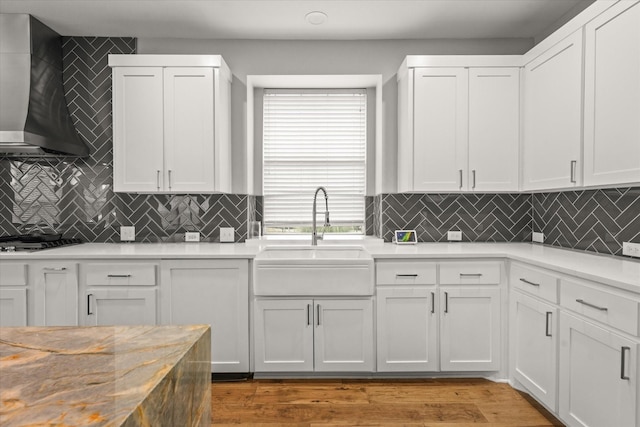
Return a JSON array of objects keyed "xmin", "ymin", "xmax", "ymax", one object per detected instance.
[
  {"xmin": 0, "ymin": 37, "xmax": 637, "ymax": 256},
  {"xmin": 378, "ymin": 193, "xmax": 532, "ymax": 243},
  {"xmin": 533, "ymin": 187, "xmax": 640, "ymax": 256}
]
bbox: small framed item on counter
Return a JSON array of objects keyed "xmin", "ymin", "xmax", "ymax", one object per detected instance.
[{"xmin": 393, "ymin": 230, "xmax": 417, "ymax": 245}]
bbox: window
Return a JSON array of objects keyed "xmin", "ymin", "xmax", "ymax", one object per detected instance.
[{"xmin": 262, "ymin": 89, "xmax": 366, "ymax": 234}]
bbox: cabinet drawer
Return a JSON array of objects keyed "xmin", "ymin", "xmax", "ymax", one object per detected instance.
[
  {"xmin": 84, "ymin": 263, "xmax": 157, "ymax": 286},
  {"xmin": 376, "ymin": 261, "xmax": 436, "ymax": 285},
  {"xmin": 0, "ymin": 263, "xmax": 27, "ymax": 286},
  {"xmin": 440, "ymin": 262, "xmax": 501, "ymax": 285},
  {"xmin": 510, "ymin": 263, "xmax": 559, "ymax": 303},
  {"xmin": 561, "ymin": 278, "xmax": 639, "ymax": 336}
]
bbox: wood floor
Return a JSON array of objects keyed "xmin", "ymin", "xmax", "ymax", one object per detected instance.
[{"xmin": 211, "ymin": 378, "xmax": 564, "ymax": 426}]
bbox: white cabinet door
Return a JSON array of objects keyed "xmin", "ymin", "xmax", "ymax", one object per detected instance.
[
  {"xmin": 413, "ymin": 67, "xmax": 468, "ymax": 191},
  {"xmin": 254, "ymin": 299, "xmax": 314, "ymax": 372},
  {"xmin": 511, "ymin": 291, "xmax": 558, "ymax": 411},
  {"xmin": 523, "ymin": 30, "xmax": 583, "ymax": 190},
  {"xmin": 559, "ymin": 312, "xmax": 637, "ymax": 427},
  {"xmin": 0, "ymin": 289, "xmax": 27, "ymax": 326},
  {"xmin": 112, "ymin": 67, "xmax": 164, "ymax": 192},
  {"xmin": 32, "ymin": 262, "xmax": 78, "ymax": 326},
  {"xmin": 584, "ymin": 1, "xmax": 640, "ymax": 187},
  {"xmin": 440, "ymin": 288, "xmax": 501, "ymax": 371},
  {"xmin": 314, "ymin": 299, "xmax": 374, "ymax": 372},
  {"xmin": 160, "ymin": 260, "xmax": 249, "ymax": 373},
  {"xmin": 468, "ymin": 68, "xmax": 520, "ymax": 191},
  {"xmin": 376, "ymin": 287, "xmax": 438, "ymax": 372},
  {"xmin": 85, "ymin": 288, "xmax": 157, "ymax": 326},
  {"xmin": 163, "ymin": 68, "xmax": 215, "ymax": 192}
]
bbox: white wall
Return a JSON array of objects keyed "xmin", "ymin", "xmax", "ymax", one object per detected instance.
[{"xmin": 137, "ymin": 38, "xmax": 533, "ymax": 194}]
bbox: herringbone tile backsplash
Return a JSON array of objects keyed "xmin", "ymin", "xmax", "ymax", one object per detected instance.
[
  {"xmin": 376, "ymin": 193, "xmax": 533, "ymax": 243},
  {"xmin": 0, "ymin": 37, "xmax": 637, "ymax": 256},
  {"xmin": 533, "ymin": 187, "xmax": 640, "ymax": 257}
]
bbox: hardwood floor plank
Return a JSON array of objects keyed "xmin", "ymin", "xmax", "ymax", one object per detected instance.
[
  {"xmin": 214, "ymin": 403, "xmax": 486, "ymax": 424},
  {"xmin": 211, "ymin": 378, "xmax": 564, "ymax": 426},
  {"xmin": 252, "ymin": 384, "xmax": 369, "ymax": 405}
]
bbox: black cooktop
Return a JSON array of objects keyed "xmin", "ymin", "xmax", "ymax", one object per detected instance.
[{"xmin": 0, "ymin": 233, "xmax": 83, "ymax": 252}]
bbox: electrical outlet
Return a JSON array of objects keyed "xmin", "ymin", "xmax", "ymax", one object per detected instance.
[
  {"xmin": 447, "ymin": 230, "xmax": 462, "ymax": 241},
  {"xmin": 532, "ymin": 232, "xmax": 544, "ymax": 243},
  {"xmin": 185, "ymin": 232, "xmax": 200, "ymax": 242},
  {"xmin": 220, "ymin": 227, "xmax": 235, "ymax": 243},
  {"xmin": 623, "ymin": 242, "xmax": 640, "ymax": 258},
  {"xmin": 120, "ymin": 226, "xmax": 135, "ymax": 241}
]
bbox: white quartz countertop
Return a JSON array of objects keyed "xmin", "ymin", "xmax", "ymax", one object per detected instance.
[
  {"xmin": 0, "ymin": 242, "xmax": 259, "ymax": 259},
  {"xmin": 1, "ymin": 241, "xmax": 638, "ymax": 293}
]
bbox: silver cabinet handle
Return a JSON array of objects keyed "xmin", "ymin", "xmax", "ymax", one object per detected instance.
[
  {"xmin": 306, "ymin": 304, "xmax": 311, "ymax": 326},
  {"xmin": 545, "ymin": 312, "xmax": 552, "ymax": 337},
  {"xmin": 621, "ymin": 346, "xmax": 631, "ymax": 380},
  {"xmin": 570, "ymin": 160, "xmax": 577, "ymax": 183},
  {"xmin": 472, "ymin": 170, "xmax": 476, "ymax": 189},
  {"xmin": 168, "ymin": 169, "xmax": 172, "ymax": 190},
  {"xmin": 87, "ymin": 294, "xmax": 93, "ymax": 315},
  {"xmin": 444, "ymin": 292, "xmax": 449, "ymax": 313},
  {"xmin": 431, "ymin": 292, "xmax": 435, "ymax": 314},
  {"xmin": 157, "ymin": 170, "xmax": 161, "ymax": 190},
  {"xmin": 316, "ymin": 304, "xmax": 321, "ymax": 326},
  {"xmin": 460, "ymin": 273, "xmax": 483, "ymax": 277},
  {"xmin": 576, "ymin": 299, "xmax": 608, "ymax": 311},
  {"xmin": 43, "ymin": 267, "xmax": 67, "ymax": 271},
  {"xmin": 107, "ymin": 274, "xmax": 132, "ymax": 278},
  {"xmin": 396, "ymin": 274, "xmax": 418, "ymax": 278},
  {"xmin": 520, "ymin": 278, "xmax": 540, "ymax": 287},
  {"xmin": 459, "ymin": 169, "xmax": 463, "ymax": 189}
]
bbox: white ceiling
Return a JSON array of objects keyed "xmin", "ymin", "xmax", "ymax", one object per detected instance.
[{"xmin": 0, "ymin": 0, "xmax": 593, "ymax": 41}]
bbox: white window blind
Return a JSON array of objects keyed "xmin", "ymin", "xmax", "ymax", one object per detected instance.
[{"xmin": 263, "ymin": 89, "xmax": 366, "ymax": 229}]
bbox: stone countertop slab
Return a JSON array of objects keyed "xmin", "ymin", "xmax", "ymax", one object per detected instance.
[{"xmin": 0, "ymin": 325, "xmax": 211, "ymax": 426}]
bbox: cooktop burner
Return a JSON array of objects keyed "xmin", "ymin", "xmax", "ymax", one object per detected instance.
[{"xmin": 0, "ymin": 234, "xmax": 83, "ymax": 252}]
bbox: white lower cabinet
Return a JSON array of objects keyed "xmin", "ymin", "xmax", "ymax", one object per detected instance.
[
  {"xmin": 160, "ymin": 259, "xmax": 249, "ymax": 373},
  {"xmin": 254, "ymin": 298, "xmax": 374, "ymax": 372},
  {"xmin": 559, "ymin": 312, "xmax": 638, "ymax": 427},
  {"xmin": 31, "ymin": 262, "xmax": 78, "ymax": 326},
  {"xmin": 85, "ymin": 288, "xmax": 157, "ymax": 326},
  {"xmin": 0, "ymin": 262, "xmax": 27, "ymax": 327},
  {"xmin": 0, "ymin": 289, "xmax": 27, "ymax": 326},
  {"xmin": 80, "ymin": 261, "xmax": 158, "ymax": 326},
  {"xmin": 511, "ymin": 290, "xmax": 558, "ymax": 411},
  {"xmin": 440, "ymin": 287, "xmax": 501, "ymax": 371},
  {"xmin": 376, "ymin": 287, "xmax": 438, "ymax": 371}
]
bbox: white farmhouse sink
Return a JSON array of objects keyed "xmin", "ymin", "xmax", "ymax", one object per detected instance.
[{"xmin": 253, "ymin": 245, "xmax": 374, "ymax": 296}]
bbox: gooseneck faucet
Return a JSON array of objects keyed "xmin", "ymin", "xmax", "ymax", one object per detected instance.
[{"xmin": 312, "ymin": 186, "xmax": 330, "ymax": 245}]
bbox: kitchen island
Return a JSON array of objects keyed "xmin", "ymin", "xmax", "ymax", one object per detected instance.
[{"xmin": 0, "ymin": 325, "xmax": 211, "ymax": 426}]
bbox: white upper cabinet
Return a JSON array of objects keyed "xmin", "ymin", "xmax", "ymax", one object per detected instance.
[
  {"xmin": 522, "ymin": 30, "xmax": 583, "ymax": 191},
  {"xmin": 163, "ymin": 67, "xmax": 216, "ymax": 192},
  {"xmin": 112, "ymin": 67, "xmax": 164, "ymax": 192},
  {"xmin": 468, "ymin": 68, "xmax": 520, "ymax": 191},
  {"xmin": 583, "ymin": 1, "xmax": 640, "ymax": 187},
  {"xmin": 397, "ymin": 57, "xmax": 520, "ymax": 193},
  {"xmin": 110, "ymin": 55, "xmax": 232, "ymax": 193},
  {"xmin": 412, "ymin": 67, "xmax": 468, "ymax": 192}
]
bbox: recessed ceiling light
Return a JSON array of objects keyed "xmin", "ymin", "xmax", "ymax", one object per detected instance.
[{"xmin": 305, "ymin": 11, "xmax": 327, "ymax": 25}]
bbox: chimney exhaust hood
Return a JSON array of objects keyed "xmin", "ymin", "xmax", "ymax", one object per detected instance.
[{"xmin": 0, "ymin": 14, "xmax": 90, "ymax": 157}]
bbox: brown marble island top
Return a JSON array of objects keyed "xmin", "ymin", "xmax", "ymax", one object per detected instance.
[{"xmin": 0, "ymin": 325, "xmax": 211, "ymax": 426}]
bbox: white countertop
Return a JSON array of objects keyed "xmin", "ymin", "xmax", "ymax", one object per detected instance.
[
  {"xmin": 2, "ymin": 241, "xmax": 638, "ymax": 293},
  {"xmin": 0, "ymin": 242, "xmax": 259, "ymax": 259}
]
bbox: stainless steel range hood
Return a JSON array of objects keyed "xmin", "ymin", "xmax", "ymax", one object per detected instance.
[{"xmin": 0, "ymin": 14, "xmax": 90, "ymax": 157}]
